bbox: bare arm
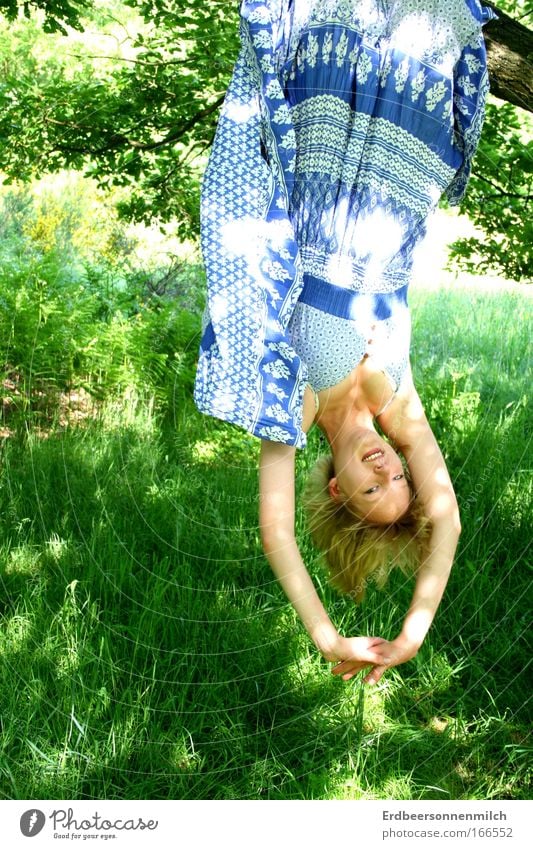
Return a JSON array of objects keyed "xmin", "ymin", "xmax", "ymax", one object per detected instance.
[
  {"xmin": 259, "ymin": 439, "xmax": 387, "ymax": 668},
  {"xmin": 357, "ymin": 369, "xmax": 460, "ymax": 681},
  {"xmin": 332, "ymin": 368, "xmax": 461, "ymax": 683}
]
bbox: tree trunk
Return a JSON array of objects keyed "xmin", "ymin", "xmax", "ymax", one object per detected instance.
[{"xmin": 485, "ymin": 4, "xmax": 532, "ymax": 112}]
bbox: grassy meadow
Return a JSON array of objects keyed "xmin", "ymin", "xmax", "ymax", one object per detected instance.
[{"xmin": 0, "ymin": 278, "xmax": 531, "ymax": 800}]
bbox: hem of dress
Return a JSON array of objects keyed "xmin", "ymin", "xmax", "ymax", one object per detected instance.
[{"xmin": 194, "ymin": 400, "xmax": 307, "ymax": 449}]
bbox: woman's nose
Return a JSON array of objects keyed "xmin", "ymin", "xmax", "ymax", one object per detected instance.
[{"xmin": 373, "ymin": 455, "xmax": 390, "ymax": 472}]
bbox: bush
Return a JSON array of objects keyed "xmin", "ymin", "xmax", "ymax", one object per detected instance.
[{"xmin": 0, "ymin": 178, "xmax": 203, "ymax": 433}]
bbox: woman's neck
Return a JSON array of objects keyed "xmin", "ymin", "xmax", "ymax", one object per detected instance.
[
  {"xmin": 313, "ymin": 357, "xmax": 397, "ymax": 446},
  {"xmin": 317, "ymin": 393, "xmax": 375, "ymax": 449}
]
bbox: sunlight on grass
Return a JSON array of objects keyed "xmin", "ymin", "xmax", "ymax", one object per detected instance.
[
  {"xmin": 170, "ymin": 737, "xmax": 203, "ymax": 773},
  {"xmin": 5, "ymin": 545, "xmax": 41, "ymax": 575},
  {"xmin": 45, "ymin": 535, "xmax": 70, "ymax": 561},
  {"xmin": 428, "ymin": 716, "xmax": 450, "ymax": 733},
  {"xmin": 362, "ymin": 686, "xmax": 390, "ymax": 731},
  {"xmin": 381, "ymin": 775, "xmax": 415, "ymax": 799},
  {"xmin": 0, "ymin": 615, "xmax": 33, "ymax": 652},
  {"xmin": 55, "ymin": 647, "xmax": 81, "ymax": 679},
  {"xmin": 191, "ymin": 439, "xmax": 219, "ymax": 462}
]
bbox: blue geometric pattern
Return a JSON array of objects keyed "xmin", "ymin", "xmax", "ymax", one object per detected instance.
[{"xmin": 194, "ymin": 0, "xmax": 496, "ymax": 447}]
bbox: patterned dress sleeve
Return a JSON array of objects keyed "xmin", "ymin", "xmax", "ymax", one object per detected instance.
[
  {"xmin": 194, "ymin": 1, "xmax": 308, "ymax": 448},
  {"xmin": 445, "ymin": 2, "xmax": 498, "ymax": 205}
]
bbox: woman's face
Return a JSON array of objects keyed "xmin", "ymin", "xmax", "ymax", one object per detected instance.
[{"xmin": 330, "ymin": 428, "xmax": 411, "ymax": 524}]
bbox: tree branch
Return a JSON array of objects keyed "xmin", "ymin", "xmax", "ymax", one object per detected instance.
[
  {"xmin": 51, "ymin": 94, "xmax": 226, "ymax": 156},
  {"xmin": 484, "ymin": 4, "xmax": 533, "ymax": 112},
  {"xmin": 471, "ymin": 170, "xmax": 531, "ymax": 200}
]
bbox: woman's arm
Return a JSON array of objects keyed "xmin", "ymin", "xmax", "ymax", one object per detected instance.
[
  {"xmin": 341, "ymin": 369, "xmax": 461, "ymax": 683},
  {"xmin": 259, "ymin": 439, "xmax": 387, "ymax": 668},
  {"xmin": 352, "ymin": 508, "xmax": 461, "ymax": 684}
]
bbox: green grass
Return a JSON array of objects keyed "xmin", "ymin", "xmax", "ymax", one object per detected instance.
[{"xmin": 0, "ymin": 286, "xmax": 531, "ymax": 800}]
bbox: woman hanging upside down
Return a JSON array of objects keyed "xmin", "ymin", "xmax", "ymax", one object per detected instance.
[{"xmin": 194, "ymin": 0, "xmax": 495, "ymax": 683}]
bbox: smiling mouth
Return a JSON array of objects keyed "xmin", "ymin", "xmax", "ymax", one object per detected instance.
[{"xmin": 362, "ymin": 448, "xmax": 384, "ymax": 462}]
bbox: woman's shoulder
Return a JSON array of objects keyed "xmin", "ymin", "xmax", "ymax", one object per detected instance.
[{"xmin": 376, "ymin": 365, "xmax": 430, "ymax": 447}]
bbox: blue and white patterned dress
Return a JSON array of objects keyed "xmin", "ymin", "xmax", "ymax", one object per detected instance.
[{"xmin": 194, "ymin": 0, "xmax": 496, "ymax": 447}]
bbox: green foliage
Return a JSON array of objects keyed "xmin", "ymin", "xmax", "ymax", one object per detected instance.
[
  {"xmin": 0, "ymin": 175, "xmax": 202, "ymax": 433},
  {"xmin": 446, "ymin": 102, "xmax": 532, "ymax": 280},
  {"xmin": 0, "ymin": 0, "xmax": 89, "ymax": 34},
  {"xmin": 0, "ymin": 1, "xmax": 239, "ymax": 237},
  {"xmin": 0, "ymin": 252, "xmax": 202, "ymax": 432},
  {"xmin": 0, "ymin": 249, "xmax": 96, "ymax": 391},
  {"xmin": 492, "ymin": 0, "xmax": 530, "ymax": 17}
]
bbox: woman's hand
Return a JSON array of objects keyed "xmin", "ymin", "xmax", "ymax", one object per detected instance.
[
  {"xmin": 331, "ymin": 634, "xmax": 420, "ymax": 684},
  {"xmin": 324, "ymin": 635, "xmax": 389, "ymax": 677}
]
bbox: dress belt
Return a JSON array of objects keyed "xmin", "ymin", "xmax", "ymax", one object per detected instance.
[{"xmin": 297, "ymin": 274, "xmax": 408, "ymax": 321}]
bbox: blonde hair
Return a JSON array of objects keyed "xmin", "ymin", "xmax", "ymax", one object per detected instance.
[{"xmin": 302, "ymin": 454, "xmax": 431, "ymax": 602}]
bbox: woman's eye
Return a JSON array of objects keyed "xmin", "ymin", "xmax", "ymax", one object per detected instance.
[
  {"xmin": 393, "ymin": 474, "xmax": 405, "ymax": 481},
  {"xmin": 364, "ymin": 486, "xmax": 379, "ymax": 494}
]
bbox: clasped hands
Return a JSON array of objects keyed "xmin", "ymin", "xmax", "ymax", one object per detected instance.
[{"xmin": 324, "ymin": 634, "xmax": 420, "ymax": 685}]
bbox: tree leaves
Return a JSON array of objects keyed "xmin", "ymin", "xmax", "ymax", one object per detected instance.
[
  {"xmin": 447, "ymin": 102, "xmax": 532, "ymax": 279},
  {"xmin": 0, "ymin": 0, "xmax": 90, "ymax": 33},
  {"xmin": 0, "ymin": 2, "xmax": 238, "ymax": 234}
]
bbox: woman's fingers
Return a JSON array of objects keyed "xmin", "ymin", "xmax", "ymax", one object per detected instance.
[
  {"xmin": 331, "ymin": 658, "xmax": 392, "ymax": 684},
  {"xmin": 329, "ymin": 637, "xmax": 396, "ymax": 682},
  {"xmin": 363, "ymin": 665, "xmax": 387, "ymax": 685},
  {"xmin": 332, "ymin": 651, "xmax": 382, "ymax": 673},
  {"xmin": 331, "ymin": 660, "xmax": 369, "ymax": 677},
  {"xmin": 339, "ymin": 668, "xmax": 363, "ymax": 680},
  {"xmin": 331, "ymin": 661, "xmax": 359, "ymax": 675}
]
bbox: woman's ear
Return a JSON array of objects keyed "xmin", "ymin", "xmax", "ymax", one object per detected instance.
[{"xmin": 328, "ymin": 476, "xmax": 343, "ymax": 502}]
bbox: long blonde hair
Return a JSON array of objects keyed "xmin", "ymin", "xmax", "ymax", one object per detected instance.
[{"xmin": 302, "ymin": 454, "xmax": 431, "ymax": 602}]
